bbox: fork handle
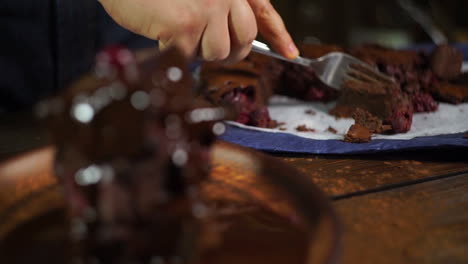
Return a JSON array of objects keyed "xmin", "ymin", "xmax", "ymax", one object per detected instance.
[{"xmin": 251, "ymin": 40, "xmax": 310, "ymax": 67}]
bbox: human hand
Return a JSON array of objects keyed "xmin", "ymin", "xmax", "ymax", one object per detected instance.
[{"xmin": 98, "ymin": 0, "xmax": 299, "ymax": 62}]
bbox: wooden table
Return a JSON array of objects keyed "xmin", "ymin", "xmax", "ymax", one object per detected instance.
[{"xmin": 1, "ymin": 112, "xmax": 467, "ymax": 264}]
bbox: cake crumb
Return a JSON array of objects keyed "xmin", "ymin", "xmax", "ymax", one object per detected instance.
[
  {"xmin": 268, "ymin": 120, "xmax": 285, "ymax": 129},
  {"xmin": 344, "ymin": 124, "xmax": 372, "ymax": 143},
  {"xmin": 279, "ymin": 127, "xmax": 287, "ymax": 131},
  {"xmin": 464, "ymin": 133, "xmax": 468, "ymax": 138},
  {"xmin": 327, "ymin": 126, "xmax": 338, "ymax": 134},
  {"xmin": 305, "ymin": 109, "xmax": 316, "ymax": 115},
  {"xmin": 296, "ymin": 125, "xmax": 316, "ymax": 132}
]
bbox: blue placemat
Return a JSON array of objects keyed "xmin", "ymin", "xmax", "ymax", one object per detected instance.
[
  {"xmin": 219, "ymin": 125, "xmax": 468, "ymax": 154},
  {"xmin": 219, "ymin": 43, "xmax": 468, "ymax": 154}
]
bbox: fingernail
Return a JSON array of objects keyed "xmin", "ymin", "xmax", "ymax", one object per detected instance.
[{"xmin": 286, "ymin": 43, "xmax": 299, "ymax": 59}]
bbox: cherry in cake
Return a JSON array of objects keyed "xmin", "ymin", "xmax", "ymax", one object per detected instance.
[{"xmin": 199, "ymin": 53, "xmax": 281, "ymax": 128}]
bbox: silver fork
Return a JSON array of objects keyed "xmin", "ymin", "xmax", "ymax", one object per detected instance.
[{"xmin": 251, "ymin": 40, "xmax": 395, "ymax": 90}]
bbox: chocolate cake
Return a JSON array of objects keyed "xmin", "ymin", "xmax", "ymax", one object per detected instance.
[
  {"xmin": 299, "ymin": 43, "xmax": 345, "ymax": 59},
  {"xmin": 429, "ymin": 44, "xmax": 463, "ymax": 80},
  {"xmin": 350, "ymin": 44, "xmax": 424, "ymax": 69},
  {"xmin": 429, "ymin": 82, "xmax": 468, "ymax": 104},
  {"xmin": 277, "ymin": 63, "xmax": 339, "ymax": 102},
  {"xmin": 412, "ymin": 92, "xmax": 439, "ymax": 112},
  {"xmin": 349, "ymin": 44, "xmax": 440, "ymax": 113},
  {"xmin": 40, "ymin": 46, "xmax": 224, "ymax": 264},
  {"xmin": 333, "ymin": 44, "xmax": 466, "ymax": 139},
  {"xmin": 199, "ymin": 53, "xmax": 282, "ymax": 128},
  {"xmin": 427, "ymin": 69, "xmax": 468, "ymax": 104},
  {"xmin": 198, "ymin": 45, "xmax": 343, "ymax": 128},
  {"xmin": 331, "ymin": 79, "xmax": 413, "ymax": 133},
  {"xmin": 274, "ymin": 44, "xmax": 341, "ymax": 102},
  {"xmin": 351, "ymin": 108, "xmax": 391, "ymax": 134},
  {"xmin": 198, "ymin": 43, "xmax": 465, "ymax": 140}
]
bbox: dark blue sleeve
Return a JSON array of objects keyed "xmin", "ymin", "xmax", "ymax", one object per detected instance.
[
  {"xmin": 0, "ymin": 0, "xmax": 156, "ymax": 113},
  {"xmin": 0, "ymin": 1, "xmax": 56, "ymax": 113}
]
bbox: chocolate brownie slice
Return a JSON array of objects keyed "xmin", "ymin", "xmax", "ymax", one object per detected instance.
[
  {"xmin": 332, "ymin": 79, "xmax": 413, "ymax": 133},
  {"xmin": 350, "ymin": 44, "xmax": 440, "ymax": 113},
  {"xmin": 430, "ymin": 82, "xmax": 468, "ymax": 104},
  {"xmin": 274, "ymin": 44, "xmax": 341, "ymax": 102},
  {"xmin": 199, "ymin": 53, "xmax": 281, "ymax": 128},
  {"xmin": 430, "ymin": 44, "xmax": 463, "ymax": 80},
  {"xmin": 352, "ymin": 108, "xmax": 391, "ymax": 134}
]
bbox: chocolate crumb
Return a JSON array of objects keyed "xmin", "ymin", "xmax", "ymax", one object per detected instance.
[
  {"xmin": 344, "ymin": 124, "xmax": 372, "ymax": 143},
  {"xmin": 296, "ymin": 125, "xmax": 316, "ymax": 132},
  {"xmin": 268, "ymin": 120, "xmax": 284, "ymax": 128},
  {"xmin": 305, "ymin": 109, "xmax": 316, "ymax": 115},
  {"xmin": 327, "ymin": 126, "xmax": 338, "ymax": 134},
  {"xmin": 279, "ymin": 127, "xmax": 287, "ymax": 131}
]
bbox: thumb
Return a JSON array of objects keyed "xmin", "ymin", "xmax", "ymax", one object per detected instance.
[{"xmin": 247, "ymin": 0, "xmax": 299, "ymax": 59}]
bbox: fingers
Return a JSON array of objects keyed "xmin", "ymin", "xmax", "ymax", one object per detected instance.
[
  {"xmin": 247, "ymin": 0, "xmax": 298, "ymax": 59},
  {"xmin": 224, "ymin": 0, "xmax": 258, "ymax": 64},
  {"xmin": 200, "ymin": 10, "xmax": 231, "ymax": 61},
  {"xmin": 101, "ymin": 0, "xmax": 277, "ymax": 63},
  {"xmin": 159, "ymin": 30, "xmax": 203, "ymax": 60},
  {"xmin": 158, "ymin": 10, "xmax": 205, "ymax": 59}
]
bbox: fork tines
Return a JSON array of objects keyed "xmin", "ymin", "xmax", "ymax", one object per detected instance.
[{"xmin": 346, "ymin": 63, "xmax": 395, "ymax": 85}]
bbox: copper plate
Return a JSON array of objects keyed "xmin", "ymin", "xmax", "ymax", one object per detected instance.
[{"xmin": 0, "ymin": 141, "xmax": 340, "ymax": 264}]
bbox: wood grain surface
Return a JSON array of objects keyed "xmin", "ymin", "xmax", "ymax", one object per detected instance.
[
  {"xmin": 335, "ymin": 173, "xmax": 468, "ymax": 264},
  {"xmin": 276, "ymin": 152, "xmax": 468, "ymax": 197},
  {"xmin": 1, "ymin": 111, "xmax": 467, "ymax": 264}
]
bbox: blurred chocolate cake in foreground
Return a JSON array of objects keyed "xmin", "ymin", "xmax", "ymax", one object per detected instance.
[{"xmin": 37, "ymin": 46, "xmax": 225, "ymax": 264}]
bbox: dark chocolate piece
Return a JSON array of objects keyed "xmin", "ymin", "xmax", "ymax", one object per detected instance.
[{"xmin": 344, "ymin": 124, "xmax": 372, "ymax": 143}]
